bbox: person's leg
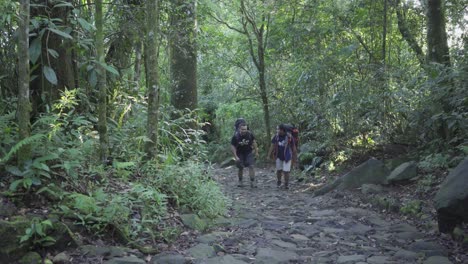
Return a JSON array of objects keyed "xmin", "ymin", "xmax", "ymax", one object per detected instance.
[
  {"xmin": 237, "ymin": 153, "xmax": 245, "ymax": 187},
  {"xmin": 245, "ymin": 152, "xmax": 256, "ymax": 188},
  {"xmin": 275, "ymin": 158, "xmax": 283, "ymax": 187},
  {"xmin": 237, "ymin": 168, "xmax": 244, "ymax": 187},
  {"xmin": 283, "ymin": 160, "xmax": 292, "ymax": 189}
]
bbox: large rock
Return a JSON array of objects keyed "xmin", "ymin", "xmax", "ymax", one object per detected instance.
[
  {"xmin": 387, "ymin": 161, "xmax": 418, "ymax": 183},
  {"xmin": 434, "ymin": 158, "xmax": 468, "ymax": 233},
  {"xmin": 187, "ymin": 243, "xmax": 216, "ymax": 259},
  {"xmin": 180, "ymin": 214, "xmax": 208, "ymax": 231},
  {"xmin": 314, "ymin": 158, "xmax": 390, "ymax": 196},
  {"xmin": 0, "ymin": 218, "xmax": 30, "ymax": 263},
  {"xmin": 255, "ymin": 248, "xmax": 298, "ymax": 264},
  {"xmin": 151, "ymin": 252, "xmax": 187, "ymax": 264}
]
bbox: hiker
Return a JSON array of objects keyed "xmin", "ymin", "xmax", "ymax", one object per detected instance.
[
  {"xmin": 268, "ymin": 124, "xmax": 297, "ymax": 189},
  {"xmin": 230, "ymin": 121, "xmax": 259, "ymax": 188}
]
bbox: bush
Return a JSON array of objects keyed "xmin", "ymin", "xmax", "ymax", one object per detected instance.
[{"xmin": 151, "ymin": 161, "xmax": 226, "ymax": 218}]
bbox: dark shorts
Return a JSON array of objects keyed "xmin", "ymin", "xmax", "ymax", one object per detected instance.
[{"xmin": 237, "ymin": 152, "xmax": 255, "ymax": 168}]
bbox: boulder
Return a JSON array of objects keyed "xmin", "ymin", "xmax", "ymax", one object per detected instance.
[
  {"xmin": 180, "ymin": 214, "xmax": 208, "ymax": 231},
  {"xmin": 434, "ymin": 158, "xmax": 468, "ymax": 233},
  {"xmin": 314, "ymin": 158, "xmax": 390, "ymax": 196},
  {"xmin": 387, "ymin": 161, "xmax": 418, "ymax": 183},
  {"xmin": 151, "ymin": 252, "xmax": 187, "ymax": 264},
  {"xmin": 0, "ymin": 218, "xmax": 30, "ymax": 263},
  {"xmin": 18, "ymin": 252, "xmax": 42, "ymax": 264}
]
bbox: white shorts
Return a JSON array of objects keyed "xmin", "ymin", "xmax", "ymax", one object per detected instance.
[{"xmin": 276, "ymin": 159, "xmax": 292, "ymax": 172}]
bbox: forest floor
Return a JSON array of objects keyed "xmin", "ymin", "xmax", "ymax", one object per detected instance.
[{"xmin": 69, "ymin": 164, "xmax": 467, "ymax": 264}]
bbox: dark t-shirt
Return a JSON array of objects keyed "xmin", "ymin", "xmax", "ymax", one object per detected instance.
[
  {"xmin": 231, "ymin": 132, "xmax": 255, "ymax": 155},
  {"xmin": 272, "ymin": 134, "xmax": 293, "ymax": 161}
]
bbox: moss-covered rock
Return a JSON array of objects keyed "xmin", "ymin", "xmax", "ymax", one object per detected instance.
[
  {"xmin": 180, "ymin": 214, "xmax": 207, "ymax": 231},
  {"xmin": 434, "ymin": 158, "xmax": 468, "ymax": 233},
  {"xmin": 314, "ymin": 158, "xmax": 390, "ymax": 196},
  {"xmin": 18, "ymin": 251, "xmax": 42, "ymax": 264},
  {"xmin": 387, "ymin": 161, "xmax": 418, "ymax": 183},
  {"xmin": 0, "ymin": 217, "xmax": 30, "ymax": 263}
]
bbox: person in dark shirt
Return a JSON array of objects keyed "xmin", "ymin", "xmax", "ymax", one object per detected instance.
[
  {"xmin": 231, "ymin": 123, "xmax": 259, "ymax": 187},
  {"xmin": 268, "ymin": 124, "xmax": 297, "ymax": 189}
]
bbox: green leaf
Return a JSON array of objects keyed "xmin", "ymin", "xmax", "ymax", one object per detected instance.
[
  {"xmin": 89, "ymin": 69, "xmax": 97, "ymax": 88},
  {"xmin": 77, "ymin": 17, "xmax": 95, "ymax": 31},
  {"xmin": 100, "ymin": 62, "xmax": 120, "ymax": 76},
  {"xmin": 47, "ymin": 27, "xmax": 73, "ymax": 40},
  {"xmin": 29, "ymin": 37, "xmax": 42, "ymax": 64},
  {"xmin": 42, "ymin": 220, "xmax": 53, "ymax": 228},
  {"xmin": 9, "ymin": 179, "xmax": 23, "ymax": 191},
  {"xmin": 6, "ymin": 166, "xmax": 24, "ymax": 176},
  {"xmin": 43, "ymin": 66, "xmax": 58, "ymax": 85},
  {"xmin": 19, "ymin": 234, "xmax": 30, "ymax": 244},
  {"xmin": 47, "ymin": 48, "xmax": 59, "ymax": 59},
  {"xmin": 53, "ymin": 2, "xmax": 74, "ymax": 8}
]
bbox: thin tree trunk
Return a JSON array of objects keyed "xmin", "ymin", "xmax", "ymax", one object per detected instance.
[
  {"xmin": 17, "ymin": 0, "xmax": 32, "ymax": 165},
  {"xmin": 133, "ymin": 41, "xmax": 142, "ymax": 86},
  {"xmin": 394, "ymin": 0, "xmax": 425, "ymax": 65},
  {"xmin": 144, "ymin": 0, "xmax": 160, "ymax": 159},
  {"xmin": 96, "ymin": 0, "xmax": 108, "ymax": 164},
  {"xmin": 240, "ymin": 0, "xmax": 272, "ymax": 142},
  {"xmin": 169, "ymin": 0, "xmax": 198, "ymax": 110}
]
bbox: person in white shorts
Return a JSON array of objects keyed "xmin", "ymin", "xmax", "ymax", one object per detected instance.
[{"xmin": 268, "ymin": 124, "xmax": 297, "ymax": 189}]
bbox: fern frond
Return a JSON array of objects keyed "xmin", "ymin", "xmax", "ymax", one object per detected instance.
[{"xmin": 0, "ymin": 134, "xmax": 46, "ymax": 164}]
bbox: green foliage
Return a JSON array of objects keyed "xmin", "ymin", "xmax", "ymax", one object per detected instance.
[
  {"xmin": 7, "ymin": 154, "xmax": 57, "ymax": 192},
  {"xmin": 214, "ymin": 101, "xmax": 264, "ymax": 143},
  {"xmin": 0, "ymin": 134, "xmax": 46, "ymax": 165},
  {"xmin": 19, "ymin": 218, "xmax": 56, "ymax": 249},
  {"xmin": 418, "ymin": 153, "xmax": 450, "ymax": 172},
  {"xmin": 400, "ymin": 200, "xmax": 422, "ymax": 217},
  {"xmin": 143, "ymin": 161, "xmax": 226, "ymax": 218},
  {"xmin": 416, "ymin": 174, "xmax": 437, "ymax": 194}
]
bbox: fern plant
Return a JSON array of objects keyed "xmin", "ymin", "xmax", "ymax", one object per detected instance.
[{"xmin": 0, "ymin": 133, "xmax": 45, "ymax": 164}]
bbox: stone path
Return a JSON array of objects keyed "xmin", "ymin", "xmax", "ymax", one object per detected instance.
[{"xmin": 76, "ymin": 167, "xmax": 457, "ymax": 264}]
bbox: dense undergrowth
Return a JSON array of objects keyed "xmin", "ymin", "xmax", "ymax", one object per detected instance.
[{"xmin": 0, "ymin": 90, "xmax": 226, "ymax": 254}]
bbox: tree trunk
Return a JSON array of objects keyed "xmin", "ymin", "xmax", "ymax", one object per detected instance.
[
  {"xmin": 144, "ymin": 0, "xmax": 160, "ymax": 159},
  {"xmin": 133, "ymin": 41, "xmax": 143, "ymax": 86},
  {"xmin": 426, "ymin": 0, "xmax": 451, "ymax": 66},
  {"xmin": 257, "ymin": 36, "xmax": 272, "ymax": 142},
  {"xmin": 240, "ymin": 0, "xmax": 272, "ymax": 141},
  {"xmin": 394, "ymin": 0, "xmax": 425, "ymax": 65},
  {"xmin": 29, "ymin": 0, "xmax": 76, "ymax": 117},
  {"xmin": 96, "ymin": 0, "xmax": 108, "ymax": 164},
  {"xmin": 17, "ymin": 0, "xmax": 32, "ymax": 165},
  {"xmin": 169, "ymin": 0, "xmax": 198, "ymax": 110}
]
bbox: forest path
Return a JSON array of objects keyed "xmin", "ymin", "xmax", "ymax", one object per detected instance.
[{"xmin": 166, "ymin": 166, "xmax": 453, "ymax": 264}]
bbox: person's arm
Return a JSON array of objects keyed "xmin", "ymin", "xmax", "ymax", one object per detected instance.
[
  {"xmin": 253, "ymin": 140, "xmax": 259, "ymax": 158},
  {"xmin": 231, "ymin": 144, "xmax": 239, "ymax": 161},
  {"xmin": 268, "ymin": 143, "xmax": 275, "ymax": 160},
  {"xmin": 231, "ymin": 136, "xmax": 239, "ymax": 161}
]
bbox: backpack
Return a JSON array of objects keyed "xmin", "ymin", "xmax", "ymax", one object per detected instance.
[{"xmin": 283, "ymin": 124, "xmax": 299, "ymax": 147}]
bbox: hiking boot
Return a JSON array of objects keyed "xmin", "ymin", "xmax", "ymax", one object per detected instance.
[
  {"xmin": 284, "ymin": 185, "xmax": 289, "ymax": 190},
  {"xmin": 237, "ymin": 181, "xmax": 245, "ymax": 187},
  {"xmin": 277, "ymin": 181, "xmax": 281, "ymax": 188}
]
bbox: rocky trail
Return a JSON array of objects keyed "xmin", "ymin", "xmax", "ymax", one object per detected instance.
[{"xmin": 70, "ymin": 166, "xmax": 464, "ymax": 264}]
